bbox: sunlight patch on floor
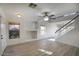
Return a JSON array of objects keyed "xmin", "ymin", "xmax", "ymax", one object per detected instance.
[
  {"xmin": 38, "ymin": 49, "xmax": 53, "ymax": 55},
  {"xmin": 48, "ymin": 38, "xmax": 56, "ymax": 42}
]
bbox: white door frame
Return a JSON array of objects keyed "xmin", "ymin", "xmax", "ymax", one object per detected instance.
[
  {"xmin": 0, "ymin": 16, "xmax": 2, "ymax": 55},
  {"xmin": 0, "ymin": 15, "xmax": 7, "ymax": 55}
]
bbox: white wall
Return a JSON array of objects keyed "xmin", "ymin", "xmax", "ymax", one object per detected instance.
[
  {"xmin": 39, "ymin": 23, "xmax": 57, "ymax": 39},
  {"xmin": 56, "ymin": 22, "xmax": 79, "ymax": 47},
  {"xmin": 37, "ymin": 19, "xmax": 79, "ymax": 48},
  {"xmin": 7, "ymin": 21, "xmax": 37, "ymax": 46},
  {"xmin": 37, "ymin": 20, "xmax": 68, "ymax": 39}
]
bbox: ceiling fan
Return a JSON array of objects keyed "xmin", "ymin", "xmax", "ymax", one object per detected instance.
[
  {"xmin": 28, "ymin": 3, "xmax": 79, "ymax": 22},
  {"xmin": 38, "ymin": 12, "xmax": 56, "ymax": 21},
  {"xmin": 38, "ymin": 12, "xmax": 79, "ymax": 22}
]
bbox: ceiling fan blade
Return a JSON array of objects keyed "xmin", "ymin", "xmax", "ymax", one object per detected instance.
[
  {"xmin": 50, "ymin": 12, "xmax": 78, "ymax": 19},
  {"xmin": 49, "ymin": 15, "xmax": 55, "ymax": 17},
  {"xmin": 50, "ymin": 18, "xmax": 56, "ymax": 19},
  {"xmin": 50, "ymin": 15, "xmax": 64, "ymax": 19}
]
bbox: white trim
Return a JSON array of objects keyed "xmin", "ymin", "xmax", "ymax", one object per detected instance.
[{"xmin": 7, "ymin": 39, "xmax": 38, "ymax": 46}]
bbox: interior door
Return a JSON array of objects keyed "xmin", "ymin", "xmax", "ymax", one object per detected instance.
[
  {"xmin": 0, "ymin": 16, "xmax": 2, "ymax": 55},
  {"xmin": 0, "ymin": 15, "xmax": 7, "ymax": 55},
  {"xmin": 1, "ymin": 17, "xmax": 7, "ymax": 55},
  {"xmin": 1, "ymin": 24, "xmax": 7, "ymax": 53}
]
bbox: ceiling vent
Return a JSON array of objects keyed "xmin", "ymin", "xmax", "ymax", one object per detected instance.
[{"xmin": 29, "ymin": 3, "xmax": 37, "ymax": 8}]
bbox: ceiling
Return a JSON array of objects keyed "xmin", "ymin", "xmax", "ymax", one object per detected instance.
[{"xmin": 0, "ymin": 3, "xmax": 79, "ymax": 22}]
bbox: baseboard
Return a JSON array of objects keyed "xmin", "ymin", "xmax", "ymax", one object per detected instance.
[
  {"xmin": 7, "ymin": 39, "xmax": 38, "ymax": 46},
  {"xmin": 57, "ymin": 40, "xmax": 79, "ymax": 48}
]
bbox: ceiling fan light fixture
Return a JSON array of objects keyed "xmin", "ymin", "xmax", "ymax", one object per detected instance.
[{"xmin": 44, "ymin": 16, "xmax": 49, "ymax": 21}]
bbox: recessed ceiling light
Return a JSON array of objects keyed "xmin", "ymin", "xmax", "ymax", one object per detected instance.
[{"xmin": 16, "ymin": 13, "xmax": 22, "ymax": 18}]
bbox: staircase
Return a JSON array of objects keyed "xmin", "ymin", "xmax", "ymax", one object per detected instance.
[{"xmin": 54, "ymin": 14, "xmax": 79, "ymax": 39}]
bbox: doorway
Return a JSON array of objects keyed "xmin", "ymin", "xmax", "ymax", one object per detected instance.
[
  {"xmin": 0, "ymin": 16, "xmax": 2, "ymax": 55},
  {"xmin": 0, "ymin": 15, "xmax": 7, "ymax": 55}
]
